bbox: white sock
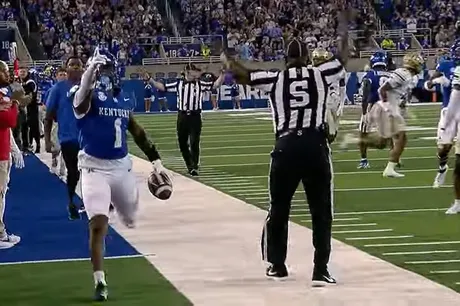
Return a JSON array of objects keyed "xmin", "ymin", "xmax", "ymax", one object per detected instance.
[
  {"xmin": 386, "ymin": 161, "xmax": 397, "ymax": 170},
  {"xmin": 455, "ymin": 199, "xmax": 460, "ymax": 206},
  {"xmin": 93, "ymin": 271, "xmax": 106, "ymax": 286}
]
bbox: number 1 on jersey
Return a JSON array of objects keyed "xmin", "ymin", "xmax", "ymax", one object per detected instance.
[{"xmin": 114, "ymin": 118, "xmax": 122, "ymax": 148}]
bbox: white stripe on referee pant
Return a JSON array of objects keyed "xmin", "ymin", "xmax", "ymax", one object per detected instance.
[
  {"xmin": 327, "ymin": 142, "xmax": 334, "ymax": 221},
  {"xmin": 262, "ymin": 157, "xmax": 272, "ymax": 262}
]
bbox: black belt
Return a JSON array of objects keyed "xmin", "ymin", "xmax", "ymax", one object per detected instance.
[
  {"xmin": 178, "ymin": 110, "xmax": 201, "ymax": 115},
  {"xmin": 277, "ymin": 126, "xmax": 326, "ymax": 139}
]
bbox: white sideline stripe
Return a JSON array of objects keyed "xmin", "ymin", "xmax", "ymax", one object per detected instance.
[
  {"xmin": 241, "ymin": 185, "xmax": 451, "ymax": 195},
  {"xmin": 291, "ymin": 208, "xmax": 445, "ymax": 218},
  {"xmin": 430, "ymin": 270, "xmax": 460, "ymax": 274},
  {"xmin": 365, "ymin": 241, "xmax": 460, "ymax": 247},
  {"xmin": 201, "ymin": 156, "xmax": 438, "ymax": 168},
  {"xmin": 212, "ymin": 182, "xmax": 257, "ymax": 186},
  {"xmin": 0, "ymin": 254, "xmax": 155, "ymax": 266},
  {"xmin": 199, "ymin": 146, "xmax": 437, "ymax": 158},
  {"xmin": 333, "ymin": 223, "xmax": 377, "ymax": 228},
  {"xmin": 406, "ymin": 259, "xmax": 460, "ymax": 264},
  {"xmin": 301, "ymin": 218, "xmax": 361, "ymax": 222},
  {"xmin": 346, "ymin": 235, "xmax": 414, "ymax": 241},
  {"xmin": 333, "ymin": 229, "xmax": 393, "ymax": 234},
  {"xmin": 384, "ymin": 250, "xmax": 458, "ymax": 256}
]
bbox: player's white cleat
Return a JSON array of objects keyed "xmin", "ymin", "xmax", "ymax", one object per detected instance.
[
  {"xmin": 0, "ymin": 232, "xmax": 21, "ymax": 249},
  {"xmin": 383, "ymin": 166, "xmax": 405, "ymax": 178},
  {"xmin": 433, "ymin": 166, "xmax": 449, "ymax": 188},
  {"xmin": 445, "ymin": 202, "xmax": 460, "ymax": 215}
]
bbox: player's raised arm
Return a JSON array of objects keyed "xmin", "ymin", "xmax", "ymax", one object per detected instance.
[
  {"xmin": 73, "ymin": 51, "xmax": 107, "ymax": 115},
  {"xmin": 336, "ymin": 5, "xmax": 350, "ymax": 65}
]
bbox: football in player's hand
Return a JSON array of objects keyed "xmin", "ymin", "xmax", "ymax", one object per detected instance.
[{"xmin": 148, "ymin": 170, "xmax": 172, "ymax": 200}]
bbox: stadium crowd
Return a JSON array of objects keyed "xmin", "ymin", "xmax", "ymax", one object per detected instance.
[{"xmin": 23, "ymin": 0, "xmax": 166, "ymax": 64}]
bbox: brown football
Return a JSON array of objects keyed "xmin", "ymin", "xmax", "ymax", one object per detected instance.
[{"xmin": 148, "ymin": 171, "xmax": 172, "ymax": 200}]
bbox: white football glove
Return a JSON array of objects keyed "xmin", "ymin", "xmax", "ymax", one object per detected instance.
[
  {"xmin": 152, "ymin": 160, "xmax": 172, "ymax": 179},
  {"xmin": 11, "ymin": 151, "xmax": 24, "ymax": 169},
  {"xmin": 87, "ymin": 48, "xmax": 109, "ymax": 68}
]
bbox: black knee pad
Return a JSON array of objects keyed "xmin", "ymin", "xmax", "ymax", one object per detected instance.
[{"xmin": 454, "ymin": 155, "xmax": 460, "ymax": 176}]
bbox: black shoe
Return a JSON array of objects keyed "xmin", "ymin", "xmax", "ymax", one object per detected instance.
[
  {"xmin": 68, "ymin": 202, "xmax": 81, "ymax": 220},
  {"xmin": 312, "ymin": 267, "xmax": 336, "ymax": 287},
  {"xmin": 93, "ymin": 282, "xmax": 108, "ymax": 301},
  {"xmin": 189, "ymin": 169, "xmax": 199, "ymax": 176},
  {"xmin": 266, "ymin": 264, "xmax": 288, "ymax": 279},
  {"xmin": 35, "ymin": 146, "xmax": 40, "ymax": 154}
]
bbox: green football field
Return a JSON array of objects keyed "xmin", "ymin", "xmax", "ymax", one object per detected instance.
[
  {"xmin": 131, "ymin": 104, "xmax": 460, "ymax": 293},
  {"xmin": 1, "ymin": 103, "xmax": 459, "ymax": 305}
]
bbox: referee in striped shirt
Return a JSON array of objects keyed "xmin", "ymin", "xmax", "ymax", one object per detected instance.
[
  {"xmin": 222, "ymin": 9, "xmax": 350, "ymax": 286},
  {"xmin": 149, "ymin": 64, "xmax": 222, "ymax": 176}
]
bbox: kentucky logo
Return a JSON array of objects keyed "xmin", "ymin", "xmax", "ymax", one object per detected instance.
[{"xmin": 98, "ymin": 92, "xmax": 107, "ymax": 101}]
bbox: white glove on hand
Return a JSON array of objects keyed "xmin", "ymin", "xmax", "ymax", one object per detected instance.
[
  {"xmin": 87, "ymin": 48, "xmax": 109, "ymax": 68},
  {"xmin": 11, "ymin": 151, "xmax": 24, "ymax": 169},
  {"xmin": 152, "ymin": 160, "xmax": 172, "ymax": 179}
]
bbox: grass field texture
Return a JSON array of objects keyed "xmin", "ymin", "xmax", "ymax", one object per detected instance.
[{"xmin": 131, "ymin": 104, "xmax": 460, "ymax": 293}]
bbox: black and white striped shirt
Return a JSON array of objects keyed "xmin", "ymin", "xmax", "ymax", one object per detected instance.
[
  {"xmin": 164, "ymin": 78, "xmax": 213, "ymax": 111},
  {"xmin": 249, "ymin": 59, "xmax": 345, "ymax": 138}
]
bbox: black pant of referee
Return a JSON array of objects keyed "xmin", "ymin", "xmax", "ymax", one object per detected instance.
[
  {"xmin": 177, "ymin": 110, "xmax": 202, "ymax": 175},
  {"xmin": 262, "ymin": 128, "xmax": 334, "ymax": 283}
]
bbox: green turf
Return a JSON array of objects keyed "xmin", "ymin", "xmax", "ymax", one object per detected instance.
[
  {"xmin": 134, "ymin": 105, "xmax": 460, "ymax": 293},
  {"xmin": 0, "ymin": 258, "xmax": 191, "ymax": 305}
]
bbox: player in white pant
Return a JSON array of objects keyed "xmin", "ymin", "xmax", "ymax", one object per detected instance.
[
  {"xmin": 371, "ymin": 53, "xmax": 424, "ymax": 178},
  {"xmin": 436, "ymin": 65, "xmax": 460, "ymax": 214}
]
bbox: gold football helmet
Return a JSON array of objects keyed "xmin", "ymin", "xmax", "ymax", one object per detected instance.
[
  {"xmin": 0, "ymin": 60, "xmax": 8, "ymax": 74},
  {"xmin": 402, "ymin": 52, "xmax": 424, "ymax": 74},
  {"xmin": 311, "ymin": 48, "xmax": 332, "ymax": 66}
]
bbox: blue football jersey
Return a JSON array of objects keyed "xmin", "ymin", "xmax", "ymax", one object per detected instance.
[
  {"xmin": 76, "ymin": 89, "xmax": 131, "ymax": 160},
  {"xmin": 436, "ymin": 60, "xmax": 456, "ymax": 107},
  {"xmin": 40, "ymin": 79, "xmax": 54, "ymax": 103},
  {"xmin": 363, "ymin": 69, "xmax": 393, "ymax": 104},
  {"xmin": 230, "ymin": 83, "xmax": 239, "ymax": 97}
]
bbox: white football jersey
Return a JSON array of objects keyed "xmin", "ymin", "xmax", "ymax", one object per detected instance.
[
  {"xmin": 384, "ymin": 68, "xmax": 414, "ymax": 106},
  {"xmin": 451, "ymin": 66, "xmax": 460, "ymax": 87}
]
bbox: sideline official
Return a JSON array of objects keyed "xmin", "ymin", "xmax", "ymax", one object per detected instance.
[
  {"xmin": 18, "ymin": 68, "xmax": 39, "ymax": 153},
  {"xmin": 223, "ymin": 9, "xmax": 350, "ymax": 286},
  {"xmin": 149, "ymin": 64, "xmax": 222, "ymax": 176}
]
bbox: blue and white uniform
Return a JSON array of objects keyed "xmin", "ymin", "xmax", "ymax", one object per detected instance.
[{"xmin": 73, "ymin": 81, "xmax": 138, "ymax": 221}]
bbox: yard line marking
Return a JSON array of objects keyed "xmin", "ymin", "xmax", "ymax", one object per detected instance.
[
  {"xmin": 346, "ymin": 235, "xmax": 414, "ymax": 241},
  {"xmin": 291, "ymin": 208, "xmax": 445, "ymax": 218},
  {"xmin": 365, "ymin": 241, "xmax": 460, "ymax": 247},
  {"xmin": 0, "ymin": 253, "xmax": 156, "ymax": 266},
  {"xmin": 332, "ymin": 223, "xmax": 378, "ymax": 228},
  {"xmin": 406, "ymin": 259, "xmax": 460, "ymax": 264},
  {"xmin": 201, "ymin": 156, "xmax": 438, "ymax": 168},
  {"xmin": 240, "ymin": 185, "xmax": 451, "ymax": 195},
  {"xmin": 430, "ymin": 270, "xmax": 460, "ymax": 274},
  {"xmin": 221, "ymin": 186, "xmax": 265, "ymax": 191},
  {"xmin": 301, "ymin": 217, "xmax": 361, "ymax": 222},
  {"xmin": 333, "ymin": 229, "xmax": 393, "ymax": 234},
  {"xmin": 456, "ymin": 282, "xmax": 460, "ymax": 285},
  {"xmin": 384, "ymin": 250, "xmax": 458, "ymax": 256}
]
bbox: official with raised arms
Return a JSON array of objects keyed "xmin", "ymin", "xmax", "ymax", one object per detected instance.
[
  {"xmin": 149, "ymin": 64, "xmax": 222, "ymax": 176},
  {"xmin": 222, "ymin": 8, "xmax": 350, "ymax": 286}
]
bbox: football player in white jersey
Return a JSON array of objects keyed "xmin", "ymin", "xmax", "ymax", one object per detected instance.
[
  {"xmin": 365, "ymin": 52, "xmax": 425, "ymax": 177},
  {"xmin": 437, "ymin": 64, "xmax": 460, "ymax": 214}
]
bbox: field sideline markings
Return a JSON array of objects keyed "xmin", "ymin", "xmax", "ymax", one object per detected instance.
[
  {"xmin": 333, "ymin": 229, "xmax": 393, "ymax": 234},
  {"xmin": 291, "ymin": 208, "xmax": 445, "ymax": 218},
  {"xmin": 364, "ymin": 240, "xmax": 460, "ymax": 247},
  {"xmin": 0, "ymin": 254, "xmax": 156, "ymax": 266},
  {"xmin": 201, "ymin": 156, "xmax": 439, "ymax": 168},
  {"xmin": 406, "ymin": 259, "xmax": 460, "ymax": 264},
  {"xmin": 383, "ymin": 250, "xmax": 458, "ymax": 256},
  {"xmin": 332, "ymin": 223, "xmax": 378, "ymax": 228},
  {"xmin": 430, "ymin": 270, "xmax": 460, "ymax": 274},
  {"xmin": 346, "ymin": 235, "xmax": 414, "ymax": 241},
  {"xmin": 301, "ymin": 217, "xmax": 361, "ymax": 222}
]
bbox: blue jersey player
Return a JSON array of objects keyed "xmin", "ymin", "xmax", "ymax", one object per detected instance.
[
  {"xmin": 357, "ymin": 52, "xmax": 392, "ymax": 169},
  {"xmin": 230, "ymin": 80, "xmax": 241, "ymax": 109},
  {"xmin": 426, "ymin": 42, "xmax": 460, "ymax": 189},
  {"xmin": 72, "ymin": 49, "xmax": 171, "ymax": 301}
]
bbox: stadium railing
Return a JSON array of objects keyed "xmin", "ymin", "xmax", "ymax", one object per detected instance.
[
  {"xmin": 8, "ymin": 60, "xmax": 64, "ymax": 69},
  {"xmin": 360, "ymin": 48, "xmax": 448, "ymax": 58},
  {"xmin": 0, "ymin": 21, "xmax": 32, "ymax": 63},
  {"xmin": 142, "ymin": 56, "xmax": 221, "ymax": 65}
]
